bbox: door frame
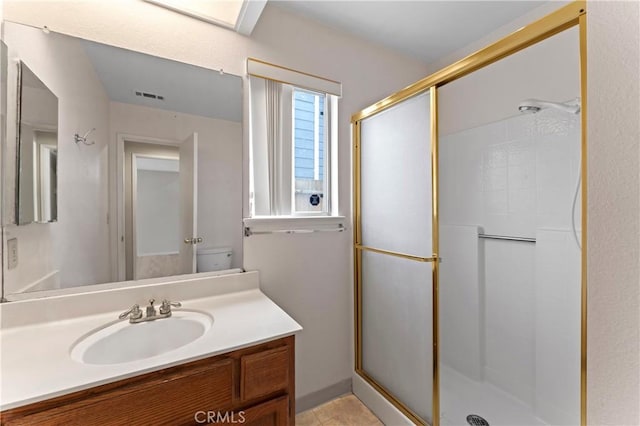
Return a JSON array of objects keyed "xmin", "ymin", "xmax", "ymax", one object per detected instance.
[
  {"xmin": 114, "ymin": 133, "xmax": 180, "ymax": 281},
  {"xmin": 351, "ymin": 2, "xmax": 588, "ymax": 425}
]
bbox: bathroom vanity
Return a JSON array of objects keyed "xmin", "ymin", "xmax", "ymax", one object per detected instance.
[
  {"xmin": 0, "ymin": 271, "xmax": 302, "ymax": 426},
  {"xmin": 2, "ymin": 336, "xmax": 294, "ymax": 425}
]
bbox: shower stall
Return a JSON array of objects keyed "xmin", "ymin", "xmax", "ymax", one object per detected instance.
[{"xmin": 352, "ymin": 3, "xmax": 586, "ymax": 426}]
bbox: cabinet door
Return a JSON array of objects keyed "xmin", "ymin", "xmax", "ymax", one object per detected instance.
[
  {"xmin": 240, "ymin": 346, "xmax": 290, "ymax": 401},
  {"xmin": 234, "ymin": 396, "xmax": 289, "ymax": 426}
]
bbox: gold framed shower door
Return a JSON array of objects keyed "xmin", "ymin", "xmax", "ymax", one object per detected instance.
[{"xmin": 352, "ymin": 2, "xmax": 588, "ymax": 425}]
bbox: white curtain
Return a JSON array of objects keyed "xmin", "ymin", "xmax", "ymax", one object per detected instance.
[
  {"xmin": 250, "ymin": 76, "xmax": 292, "ymax": 216},
  {"xmin": 265, "ymin": 79, "xmax": 283, "ymax": 215}
]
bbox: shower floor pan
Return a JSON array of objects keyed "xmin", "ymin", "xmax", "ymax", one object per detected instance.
[{"xmin": 440, "ymin": 365, "xmax": 547, "ymax": 426}]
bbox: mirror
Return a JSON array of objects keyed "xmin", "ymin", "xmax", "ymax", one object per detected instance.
[
  {"xmin": 132, "ymin": 155, "xmax": 181, "ymax": 280},
  {"xmin": 17, "ymin": 62, "xmax": 59, "ymax": 224},
  {"xmin": 1, "ymin": 21, "xmax": 243, "ymax": 297}
]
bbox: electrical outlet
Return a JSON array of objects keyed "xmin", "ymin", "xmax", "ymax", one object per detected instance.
[{"xmin": 7, "ymin": 238, "xmax": 18, "ymax": 269}]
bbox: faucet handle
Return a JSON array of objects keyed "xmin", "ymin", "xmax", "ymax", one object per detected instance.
[
  {"xmin": 159, "ymin": 300, "xmax": 182, "ymax": 315},
  {"xmin": 146, "ymin": 298, "xmax": 157, "ymax": 317},
  {"xmin": 119, "ymin": 304, "xmax": 142, "ymax": 320}
]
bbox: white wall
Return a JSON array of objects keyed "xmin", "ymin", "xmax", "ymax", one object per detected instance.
[
  {"xmin": 2, "ymin": 22, "xmax": 111, "ymax": 293},
  {"xmin": 2, "ymin": 1, "xmax": 430, "ymax": 403},
  {"xmin": 586, "ymin": 1, "xmax": 640, "ymax": 424},
  {"xmin": 110, "ymin": 102, "xmax": 243, "ymax": 270}
]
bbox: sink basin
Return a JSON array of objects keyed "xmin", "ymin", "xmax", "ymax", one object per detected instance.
[{"xmin": 70, "ymin": 310, "xmax": 213, "ymax": 365}]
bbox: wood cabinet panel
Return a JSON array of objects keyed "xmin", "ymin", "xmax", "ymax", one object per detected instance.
[
  {"xmin": 240, "ymin": 346, "xmax": 289, "ymax": 401},
  {"xmin": 3, "ymin": 359, "xmax": 233, "ymax": 426},
  {"xmin": 238, "ymin": 396, "xmax": 289, "ymax": 426}
]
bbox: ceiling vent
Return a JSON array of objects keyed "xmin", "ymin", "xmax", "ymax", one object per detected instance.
[{"xmin": 135, "ymin": 90, "xmax": 165, "ymax": 101}]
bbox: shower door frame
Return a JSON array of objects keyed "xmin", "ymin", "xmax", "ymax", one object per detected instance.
[{"xmin": 351, "ymin": 2, "xmax": 588, "ymax": 425}]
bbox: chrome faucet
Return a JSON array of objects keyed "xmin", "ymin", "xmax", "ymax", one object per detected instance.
[{"xmin": 119, "ymin": 299, "xmax": 182, "ymax": 323}]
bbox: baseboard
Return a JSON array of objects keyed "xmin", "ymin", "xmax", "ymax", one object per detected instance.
[
  {"xmin": 296, "ymin": 378, "xmax": 353, "ymax": 413},
  {"xmin": 352, "ymin": 373, "xmax": 413, "ymax": 425}
]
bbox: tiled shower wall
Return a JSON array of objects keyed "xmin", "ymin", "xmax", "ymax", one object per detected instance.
[
  {"xmin": 439, "ymin": 108, "xmax": 581, "ymax": 424},
  {"xmin": 440, "ymin": 107, "xmax": 581, "ymax": 236}
]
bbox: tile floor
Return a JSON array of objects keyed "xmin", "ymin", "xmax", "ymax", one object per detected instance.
[{"xmin": 296, "ymin": 394, "xmax": 383, "ymax": 426}]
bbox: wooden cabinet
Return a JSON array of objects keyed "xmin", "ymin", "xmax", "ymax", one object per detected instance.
[
  {"xmin": 240, "ymin": 346, "xmax": 290, "ymax": 401},
  {"xmin": 0, "ymin": 336, "xmax": 295, "ymax": 426},
  {"xmin": 236, "ymin": 397, "xmax": 289, "ymax": 426}
]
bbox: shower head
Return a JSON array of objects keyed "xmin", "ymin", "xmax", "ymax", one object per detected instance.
[{"xmin": 518, "ymin": 98, "xmax": 581, "ymax": 114}]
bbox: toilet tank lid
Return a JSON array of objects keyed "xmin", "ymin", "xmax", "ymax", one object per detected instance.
[{"xmin": 197, "ymin": 247, "xmax": 232, "ymax": 255}]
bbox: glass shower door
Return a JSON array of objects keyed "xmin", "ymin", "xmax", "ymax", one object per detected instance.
[{"xmin": 355, "ymin": 90, "xmax": 436, "ymax": 425}]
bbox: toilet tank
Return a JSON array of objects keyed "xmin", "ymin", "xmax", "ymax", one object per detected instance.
[{"xmin": 196, "ymin": 247, "xmax": 233, "ymax": 272}]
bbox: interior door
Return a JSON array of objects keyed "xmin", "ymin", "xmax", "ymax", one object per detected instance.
[{"xmin": 179, "ymin": 132, "xmax": 198, "ymax": 274}]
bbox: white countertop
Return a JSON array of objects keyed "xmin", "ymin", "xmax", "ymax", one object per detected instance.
[{"xmin": 0, "ymin": 286, "xmax": 302, "ymax": 411}]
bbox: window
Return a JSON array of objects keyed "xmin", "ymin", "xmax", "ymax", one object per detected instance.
[
  {"xmin": 248, "ymin": 70, "xmax": 339, "ymax": 217},
  {"xmin": 293, "ymin": 89, "xmax": 328, "ymax": 214}
]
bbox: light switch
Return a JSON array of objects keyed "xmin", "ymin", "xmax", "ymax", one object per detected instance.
[{"xmin": 7, "ymin": 238, "xmax": 18, "ymax": 269}]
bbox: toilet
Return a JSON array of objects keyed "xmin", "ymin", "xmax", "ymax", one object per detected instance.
[{"xmin": 196, "ymin": 247, "xmax": 233, "ymax": 272}]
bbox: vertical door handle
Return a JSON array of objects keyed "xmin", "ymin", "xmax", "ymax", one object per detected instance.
[{"xmin": 184, "ymin": 237, "xmax": 204, "ymax": 245}]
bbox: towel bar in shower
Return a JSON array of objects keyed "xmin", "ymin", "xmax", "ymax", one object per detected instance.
[{"xmin": 478, "ymin": 233, "xmax": 536, "ymax": 243}]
